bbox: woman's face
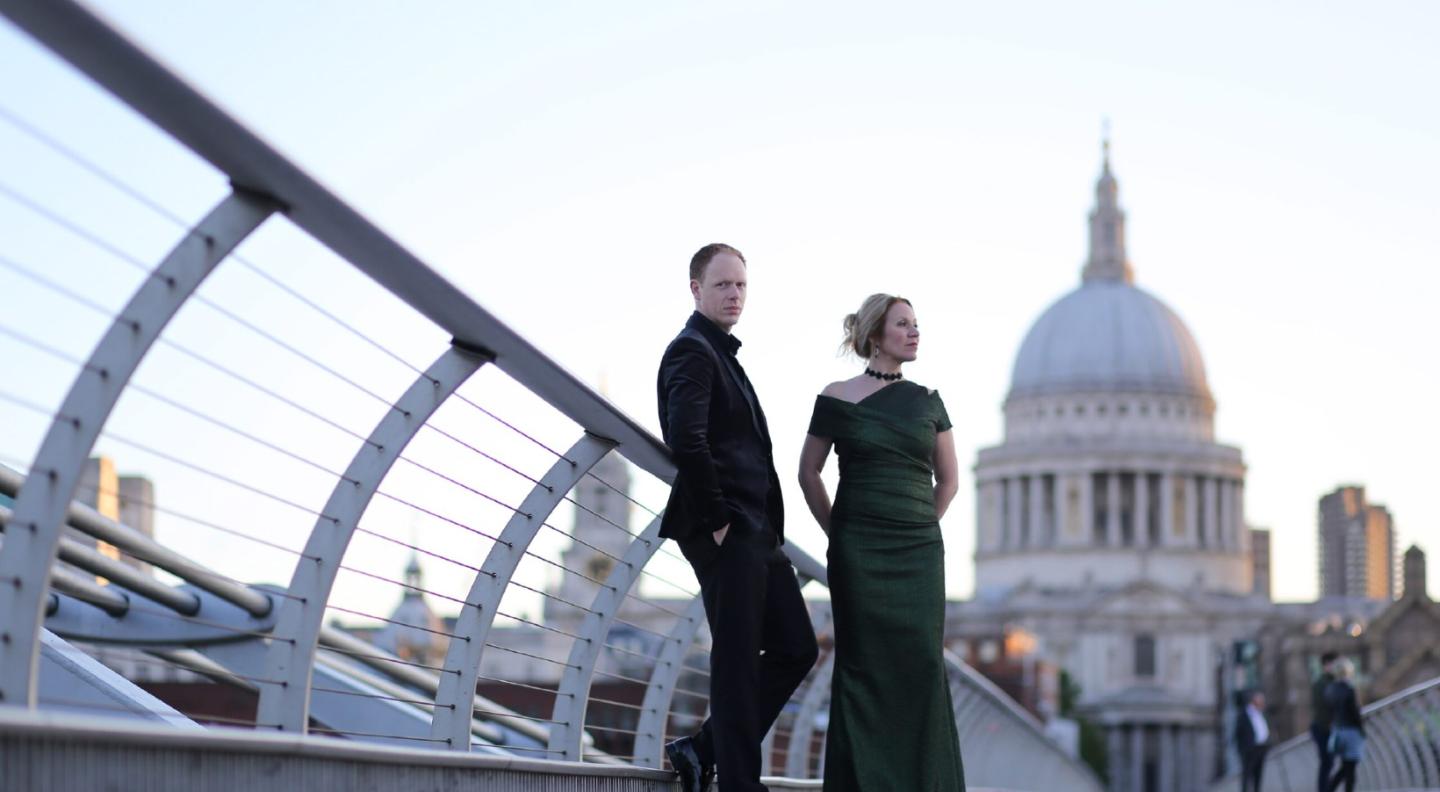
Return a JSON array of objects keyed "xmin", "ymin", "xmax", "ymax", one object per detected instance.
[{"xmin": 874, "ymin": 301, "xmax": 919, "ymax": 363}]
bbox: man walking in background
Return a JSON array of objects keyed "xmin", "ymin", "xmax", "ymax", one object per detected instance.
[
  {"xmin": 1311, "ymin": 652, "xmax": 1338, "ymax": 792},
  {"xmin": 1236, "ymin": 689, "xmax": 1271, "ymax": 792}
]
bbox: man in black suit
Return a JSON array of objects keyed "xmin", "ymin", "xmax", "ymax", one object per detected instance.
[
  {"xmin": 1235, "ymin": 689, "xmax": 1271, "ymax": 792},
  {"xmin": 658, "ymin": 243, "xmax": 818, "ymax": 792}
]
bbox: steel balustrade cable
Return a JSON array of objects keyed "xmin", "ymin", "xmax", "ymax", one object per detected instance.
[
  {"xmin": 308, "ymin": 686, "xmax": 452, "ymax": 710},
  {"xmin": 98, "ymin": 428, "xmax": 339, "ymax": 522},
  {"xmin": 36, "ymin": 695, "xmax": 274, "ymax": 728},
  {"xmin": 306, "ymin": 726, "xmax": 450, "ymax": 743},
  {"xmin": 420, "ymin": 422, "xmax": 544, "ymax": 487},
  {"xmin": 351, "ymin": 526, "xmax": 486, "ymax": 574},
  {"xmin": 591, "ymin": 668, "xmax": 660, "ymax": 688},
  {"xmin": 0, "ymin": 101, "xmax": 195, "ymax": 230},
  {"xmin": 72, "ymin": 649, "xmax": 286, "ymax": 689},
  {"xmin": 0, "ymin": 101, "xmax": 442, "ymax": 385},
  {"xmin": 0, "ymin": 244, "xmax": 383, "ymax": 452},
  {"xmin": 68, "ymin": 479, "xmax": 318, "ymax": 563},
  {"xmin": 472, "ymin": 709, "xmax": 567, "ymax": 727},
  {"xmin": 0, "ymin": 177, "xmax": 159, "ymax": 277},
  {"xmin": 481, "ymin": 642, "xmax": 578, "ymax": 670},
  {"xmin": 450, "ymin": 392, "xmax": 572, "ymax": 463},
  {"xmin": 0, "ymin": 177, "xmax": 408, "ymax": 415},
  {"xmin": 474, "ymin": 673, "xmax": 571, "ymax": 698},
  {"xmin": 317, "ymin": 643, "xmax": 458, "ymax": 675},
  {"xmin": 0, "ymin": 388, "xmax": 65, "ymax": 420},
  {"xmin": 321, "ymin": 605, "xmax": 463, "ymax": 641},
  {"xmin": 558, "ymin": 487, "xmax": 694, "ymax": 575}
]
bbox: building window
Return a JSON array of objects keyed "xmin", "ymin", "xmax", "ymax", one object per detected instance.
[{"xmin": 1135, "ymin": 634, "xmax": 1156, "ymax": 678}]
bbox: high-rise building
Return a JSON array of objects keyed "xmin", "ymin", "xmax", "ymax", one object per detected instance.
[
  {"xmin": 1318, "ymin": 486, "xmax": 1395, "ymax": 601},
  {"xmin": 1249, "ymin": 527, "xmax": 1271, "ymax": 600},
  {"xmin": 117, "ymin": 475, "xmax": 157, "ymax": 577}
]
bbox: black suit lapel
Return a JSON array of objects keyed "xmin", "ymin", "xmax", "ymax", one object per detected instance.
[{"xmin": 682, "ymin": 328, "xmax": 765, "ymax": 441}]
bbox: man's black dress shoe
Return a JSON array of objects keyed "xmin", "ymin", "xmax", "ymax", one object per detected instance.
[{"xmin": 665, "ymin": 736, "xmax": 714, "ymax": 792}]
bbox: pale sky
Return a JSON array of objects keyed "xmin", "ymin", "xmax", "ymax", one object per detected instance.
[{"xmin": 0, "ymin": 1, "xmax": 1436, "ymax": 623}]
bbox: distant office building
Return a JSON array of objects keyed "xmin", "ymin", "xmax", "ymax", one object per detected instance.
[
  {"xmin": 1249, "ymin": 527, "xmax": 1271, "ymax": 600},
  {"xmin": 117, "ymin": 475, "xmax": 156, "ymax": 576},
  {"xmin": 1319, "ymin": 486, "xmax": 1395, "ymax": 601}
]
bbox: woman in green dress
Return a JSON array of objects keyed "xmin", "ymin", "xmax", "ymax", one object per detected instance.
[{"xmin": 798, "ymin": 293, "xmax": 965, "ymax": 791}]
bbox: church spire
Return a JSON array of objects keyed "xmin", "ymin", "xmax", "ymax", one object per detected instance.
[{"xmin": 1082, "ymin": 132, "xmax": 1134, "ymax": 284}]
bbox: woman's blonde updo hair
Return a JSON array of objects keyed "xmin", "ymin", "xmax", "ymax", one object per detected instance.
[{"xmin": 841, "ymin": 293, "xmax": 912, "ymax": 359}]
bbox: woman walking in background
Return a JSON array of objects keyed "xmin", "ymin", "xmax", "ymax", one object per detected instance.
[
  {"xmin": 797, "ymin": 293, "xmax": 965, "ymax": 791},
  {"xmin": 1325, "ymin": 658, "xmax": 1366, "ymax": 792}
]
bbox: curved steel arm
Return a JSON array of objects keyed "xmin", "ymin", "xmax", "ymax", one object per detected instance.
[
  {"xmin": 430, "ymin": 433, "xmax": 615, "ymax": 749},
  {"xmin": 546, "ymin": 515, "xmax": 664, "ymax": 760},
  {"xmin": 256, "ymin": 345, "xmax": 486, "ymax": 732},
  {"xmin": 631, "ymin": 593, "xmax": 706, "ymax": 768},
  {"xmin": 784, "ymin": 650, "xmax": 835, "ymax": 777},
  {"xmin": 0, "ymin": 191, "xmax": 273, "ymax": 706}
]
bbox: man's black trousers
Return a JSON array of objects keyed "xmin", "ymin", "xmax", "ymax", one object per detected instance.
[{"xmin": 679, "ymin": 519, "xmax": 818, "ymax": 792}]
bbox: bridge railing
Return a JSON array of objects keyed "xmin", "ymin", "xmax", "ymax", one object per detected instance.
[
  {"xmin": 1210, "ymin": 676, "xmax": 1440, "ymax": 792},
  {"xmin": 0, "ymin": 1, "xmax": 1101, "ymax": 788}
]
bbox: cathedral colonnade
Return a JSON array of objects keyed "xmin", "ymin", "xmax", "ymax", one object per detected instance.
[
  {"xmin": 1104, "ymin": 722, "xmax": 1214, "ymax": 792},
  {"xmin": 976, "ymin": 469, "xmax": 1248, "ymax": 555}
]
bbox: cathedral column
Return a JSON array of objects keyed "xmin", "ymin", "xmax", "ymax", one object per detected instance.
[
  {"xmin": 1236, "ymin": 479, "xmax": 1248, "ymax": 554},
  {"xmin": 983, "ymin": 479, "xmax": 1003, "ymax": 552},
  {"xmin": 1159, "ymin": 723, "xmax": 1174, "ymax": 792},
  {"xmin": 1219, "ymin": 478, "xmax": 1235, "ymax": 550},
  {"xmin": 1129, "ymin": 725, "xmax": 1144, "ymax": 792},
  {"xmin": 1006, "ymin": 477, "xmax": 1023, "ymax": 551},
  {"xmin": 1183, "ymin": 475, "xmax": 1199, "ymax": 547},
  {"xmin": 1108, "ymin": 727, "xmax": 1124, "ymax": 792},
  {"xmin": 1081, "ymin": 471, "xmax": 1096, "ymax": 547},
  {"xmin": 1134, "ymin": 472, "xmax": 1150, "ymax": 548},
  {"xmin": 1029, "ymin": 473, "xmax": 1047, "ymax": 547},
  {"xmin": 1198, "ymin": 478, "xmax": 1209, "ymax": 552},
  {"xmin": 1160, "ymin": 471, "xmax": 1175, "ymax": 548},
  {"xmin": 1107, "ymin": 472, "xmax": 1122, "ymax": 547},
  {"xmin": 1054, "ymin": 474, "xmax": 1072, "ymax": 546}
]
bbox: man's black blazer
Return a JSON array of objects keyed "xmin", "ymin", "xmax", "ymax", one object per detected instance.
[
  {"xmin": 1235, "ymin": 708, "xmax": 1267, "ymax": 757},
  {"xmin": 656, "ymin": 312, "xmax": 784, "ymax": 543}
]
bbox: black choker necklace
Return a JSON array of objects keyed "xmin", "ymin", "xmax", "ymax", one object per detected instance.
[{"xmin": 864, "ymin": 367, "xmax": 903, "ymax": 382}]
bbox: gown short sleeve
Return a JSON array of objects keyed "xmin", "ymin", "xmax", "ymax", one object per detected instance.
[
  {"xmin": 808, "ymin": 395, "xmax": 846, "ymax": 438},
  {"xmin": 931, "ymin": 390, "xmax": 952, "ymax": 433}
]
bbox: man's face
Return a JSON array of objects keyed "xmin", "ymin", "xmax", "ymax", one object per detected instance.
[{"xmin": 691, "ymin": 253, "xmax": 747, "ymax": 331}]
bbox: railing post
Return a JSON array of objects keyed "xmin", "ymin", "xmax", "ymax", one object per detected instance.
[
  {"xmin": 430, "ymin": 434, "xmax": 614, "ymax": 749},
  {"xmin": 257, "ymin": 345, "xmax": 487, "ymax": 734},
  {"xmin": 546, "ymin": 515, "xmax": 664, "ymax": 760},
  {"xmin": 0, "ymin": 191, "xmax": 273, "ymax": 706}
]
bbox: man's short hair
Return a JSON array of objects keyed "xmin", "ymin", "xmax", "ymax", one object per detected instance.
[
  {"xmin": 1321, "ymin": 651, "xmax": 1339, "ymax": 665},
  {"xmin": 689, "ymin": 243, "xmax": 746, "ymax": 283}
]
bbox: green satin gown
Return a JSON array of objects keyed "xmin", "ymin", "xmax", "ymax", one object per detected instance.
[{"xmin": 808, "ymin": 381, "xmax": 965, "ymax": 791}]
